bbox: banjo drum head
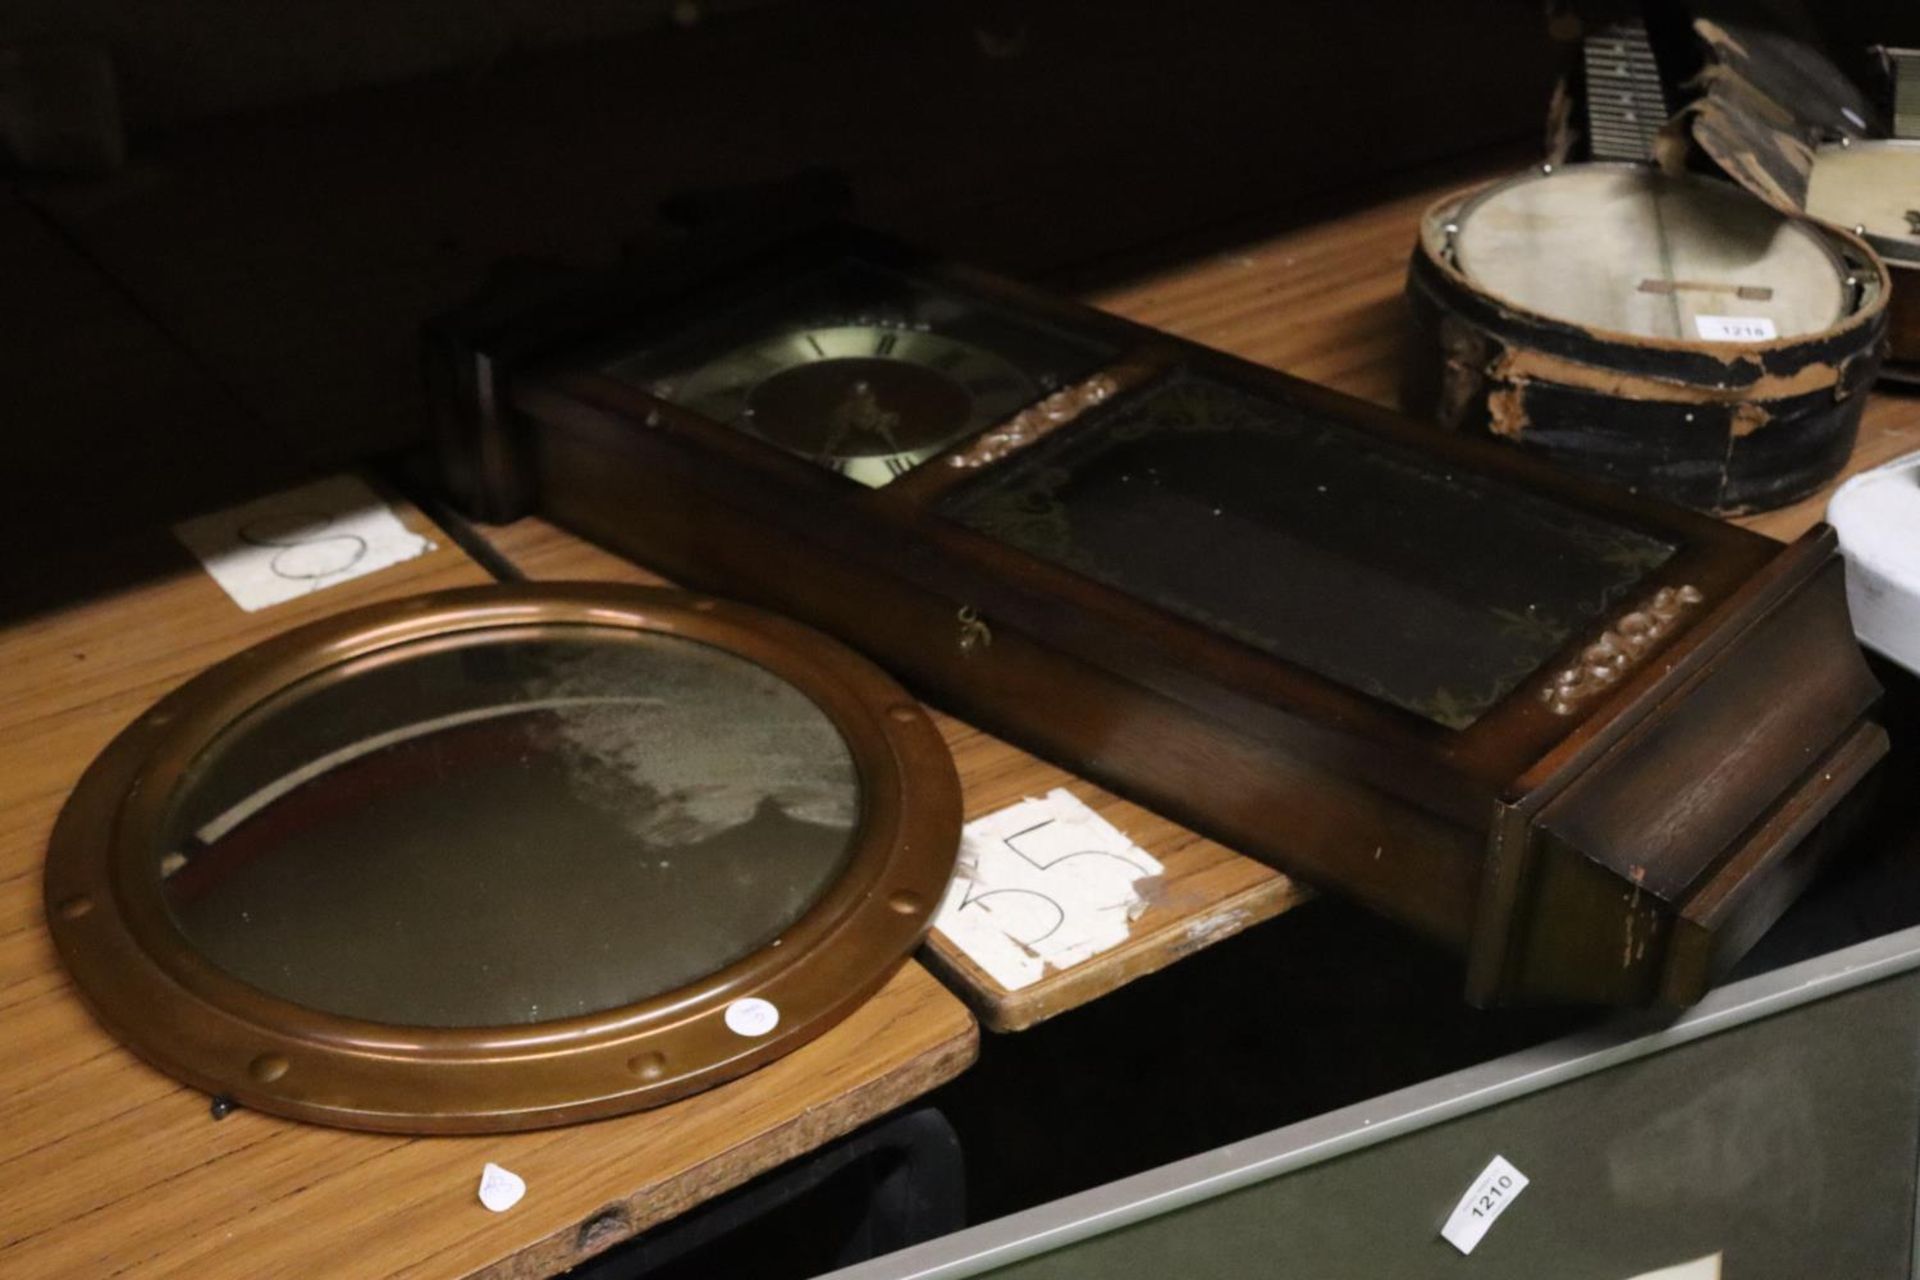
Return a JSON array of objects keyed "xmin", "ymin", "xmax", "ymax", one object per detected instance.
[
  {"xmin": 1807, "ymin": 140, "xmax": 1920, "ymax": 267},
  {"xmin": 1452, "ymin": 166, "xmax": 1848, "ymax": 343}
]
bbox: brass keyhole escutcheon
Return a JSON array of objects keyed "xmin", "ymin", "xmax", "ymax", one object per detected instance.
[{"xmin": 956, "ymin": 606, "xmax": 992, "ymax": 656}]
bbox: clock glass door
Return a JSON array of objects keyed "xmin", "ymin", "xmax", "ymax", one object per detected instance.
[
  {"xmin": 941, "ymin": 371, "xmax": 1680, "ymax": 729},
  {"xmin": 602, "ymin": 257, "xmax": 1116, "ymax": 486}
]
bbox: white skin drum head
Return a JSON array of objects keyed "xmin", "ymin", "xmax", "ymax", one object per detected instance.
[
  {"xmin": 1454, "ymin": 167, "xmax": 1847, "ymax": 342},
  {"xmin": 1807, "ymin": 141, "xmax": 1920, "ymax": 265}
]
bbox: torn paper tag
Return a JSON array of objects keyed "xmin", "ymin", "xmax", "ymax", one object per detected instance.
[
  {"xmin": 477, "ymin": 1162, "xmax": 526, "ymax": 1212},
  {"xmin": 933, "ymin": 788, "xmax": 1162, "ymax": 992},
  {"xmin": 1622, "ymin": 1257, "xmax": 1722, "ymax": 1280},
  {"xmin": 174, "ymin": 475, "xmax": 434, "ymax": 612}
]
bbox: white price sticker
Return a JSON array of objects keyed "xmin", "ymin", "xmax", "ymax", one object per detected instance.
[
  {"xmin": 724, "ymin": 997, "xmax": 780, "ymax": 1037},
  {"xmin": 1694, "ymin": 314, "xmax": 1777, "ymax": 343},
  {"xmin": 1440, "ymin": 1155, "xmax": 1529, "ymax": 1255}
]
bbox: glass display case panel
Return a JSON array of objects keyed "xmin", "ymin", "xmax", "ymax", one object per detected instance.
[{"xmin": 941, "ymin": 372, "xmax": 1677, "ymax": 728}]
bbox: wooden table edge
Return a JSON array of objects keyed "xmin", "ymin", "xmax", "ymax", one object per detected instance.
[
  {"xmin": 472, "ymin": 1006, "xmax": 980, "ymax": 1280},
  {"xmin": 922, "ymin": 875, "xmax": 1313, "ymax": 1034}
]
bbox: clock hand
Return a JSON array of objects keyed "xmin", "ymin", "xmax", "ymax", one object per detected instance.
[
  {"xmin": 816, "ymin": 412, "xmax": 855, "ymax": 464},
  {"xmin": 821, "ymin": 380, "xmax": 907, "ymax": 462}
]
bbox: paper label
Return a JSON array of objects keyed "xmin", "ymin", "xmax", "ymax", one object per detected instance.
[
  {"xmin": 477, "ymin": 1162, "xmax": 526, "ymax": 1212},
  {"xmin": 725, "ymin": 997, "xmax": 780, "ymax": 1037},
  {"xmin": 1440, "ymin": 1155, "xmax": 1529, "ymax": 1255},
  {"xmin": 933, "ymin": 789, "xmax": 1163, "ymax": 992},
  {"xmin": 1623, "ymin": 1255, "xmax": 1722, "ymax": 1280},
  {"xmin": 1694, "ymin": 314, "xmax": 1777, "ymax": 343},
  {"xmin": 173, "ymin": 475, "xmax": 434, "ymax": 612}
]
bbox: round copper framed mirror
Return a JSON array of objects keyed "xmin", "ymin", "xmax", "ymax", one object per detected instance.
[{"xmin": 45, "ymin": 583, "xmax": 961, "ymax": 1133}]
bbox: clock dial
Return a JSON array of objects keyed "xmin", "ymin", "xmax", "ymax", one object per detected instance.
[
  {"xmin": 599, "ymin": 255, "xmax": 1118, "ymax": 486},
  {"xmin": 667, "ymin": 326, "xmax": 1038, "ymax": 487}
]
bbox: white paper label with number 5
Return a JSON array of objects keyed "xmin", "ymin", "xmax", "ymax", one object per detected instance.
[
  {"xmin": 1441, "ymin": 1155, "xmax": 1529, "ymax": 1255},
  {"xmin": 932, "ymin": 789, "xmax": 1163, "ymax": 991}
]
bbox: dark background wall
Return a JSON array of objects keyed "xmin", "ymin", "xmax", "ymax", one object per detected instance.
[
  {"xmin": 4, "ymin": 0, "xmax": 1570, "ymax": 562},
  {"xmin": 23, "ymin": 0, "xmax": 1912, "ymax": 568},
  {"xmin": 7, "ymin": 0, "xmax": 1917, "ymax": 140},
  {"xmin": 4, "ymin": 0, "xmax": 723, "ymax": 133},
  {"xmin": 7, "ymin": 0, "xmax": 1920, "ymax": 566}
]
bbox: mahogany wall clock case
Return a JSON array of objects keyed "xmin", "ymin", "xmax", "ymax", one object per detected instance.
[{"xmin": 428, "ymin": 218, "xmax": 1886, "ymax": 1008}]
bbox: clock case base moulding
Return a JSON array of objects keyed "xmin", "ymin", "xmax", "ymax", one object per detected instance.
[{"xmin": 426, "ymin": 216, "xmax": 1886, "ymax": 1009}]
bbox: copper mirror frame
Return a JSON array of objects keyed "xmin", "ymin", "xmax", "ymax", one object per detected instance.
[{"xmin": 45, "ymin": 583, "xmax": 962, "ymax": 1133}]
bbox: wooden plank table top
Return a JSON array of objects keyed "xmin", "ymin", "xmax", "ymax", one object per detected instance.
[
  {"xmin": 0, "ymin": 492, "xmax": 977, "ymax": 1280},
  {"xmin": 476, "ymin": 518, "xmax": 1310, "ymax": 1034}
]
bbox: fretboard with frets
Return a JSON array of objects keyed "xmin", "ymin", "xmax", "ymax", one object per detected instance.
[{"xmin": 1584, "ymin": 19, "xmax": 1670, "ymax": 161}]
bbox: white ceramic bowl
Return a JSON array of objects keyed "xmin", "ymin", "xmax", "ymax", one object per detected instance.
[{"xmin": 1829, "ymin": 450, "xmax": 1920, "ymax": 676}]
